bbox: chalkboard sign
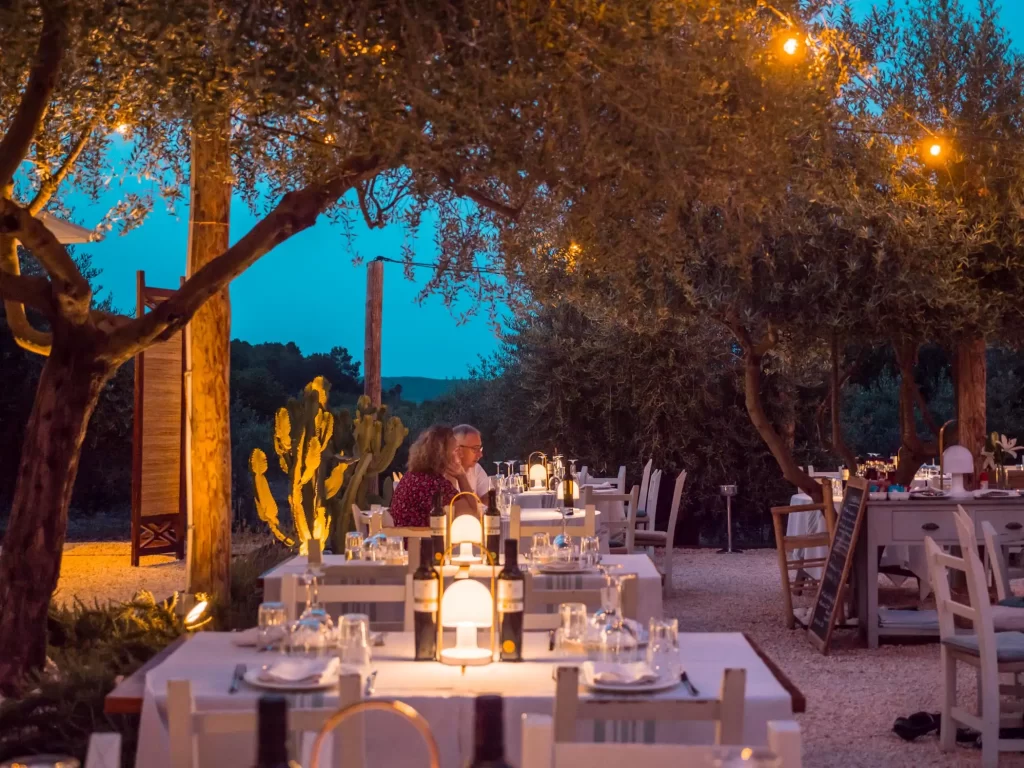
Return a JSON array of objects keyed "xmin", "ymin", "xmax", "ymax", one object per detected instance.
[{"xmin": 807, "ymin": 477, "xmax": 868, "ymax": 654}]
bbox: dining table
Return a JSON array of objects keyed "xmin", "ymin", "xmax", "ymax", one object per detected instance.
[{"xmin": 134, "ymin": 630, "xmax": 801, "ymax": 768}]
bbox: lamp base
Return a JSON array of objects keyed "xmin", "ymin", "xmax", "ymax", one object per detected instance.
[
  {"xmin": 716, "ymin": 548, "xmax": 745, "ymax": 554},
  {"xmin": 439, "ymin": 647, "xmax": 492, "ymax": 666}
]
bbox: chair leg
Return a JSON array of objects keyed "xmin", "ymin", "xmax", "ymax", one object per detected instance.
[
  {"xmin": 663, "ymin": 546, "xmax": 674, "ymax": 597},
  {"xmin": 939, "ymin": 647, "xmax": 956, "ymax": 752},
  {"xmin": 981, "ymin": 662, "xmax": 1001, "ymax": 768},
  {"xmin": 772, "ymin": 515, "xmax": 795, "ymax": 629}
]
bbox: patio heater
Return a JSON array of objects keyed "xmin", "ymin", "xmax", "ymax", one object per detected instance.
[{"xmin": 718, "ymin": 484, "xmax": 743, "ymax": 554}]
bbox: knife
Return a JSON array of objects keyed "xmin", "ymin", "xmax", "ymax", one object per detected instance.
[
  {"xmin": 680, "ymin": 671, "xmax": 699, "ymax": 697},
  {"xmin": 229, "ymin": 663, "xmax": 246, "ymax": 694}
]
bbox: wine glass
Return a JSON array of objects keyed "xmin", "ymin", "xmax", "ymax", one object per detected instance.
[
  {"xmin": 494, "ymin": 460, "xmax": 504, "ymax": 478},
  {"xmin": 300, "ymin": 562, "xmax": 325, "ymax": 619}
]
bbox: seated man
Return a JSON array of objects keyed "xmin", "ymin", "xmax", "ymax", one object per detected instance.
[{"xmin": 454, "ymin": 424, "xmax": 490, "ymax": 499}]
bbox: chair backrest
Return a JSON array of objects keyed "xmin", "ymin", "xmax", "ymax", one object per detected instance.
[
  {"xmin": 637, "ymin": 459, "xmax": 653, "ymax": 512},
  {"xmin": 521, "ymin": 714, "xmax": 801, "ymax": 768},
  {"xmin": 280, "ymin": 567, "xmax": 413, "ymax": 630},
  {"xmin": 981, "ymin": 520, "xmax": 1013, "ymax": 602},
  {"xmin": 168, "ymin": 674, "xmax": 363, "ymax": 768},
  {"xmin": 553, "ymin": 666, "xmax": 746, "ymax": 745},
  {"xmin": 509, "ymin": 504, "xmax": 597, "ymax": 543},
  {"xmin": 583, "ymin": 465, "xmax": 627, "ymax": 493},
  {"xmin": 664, "ymin": 470, "xmax": 687, "ymax": 542},
  {"xmin": 523, "ymin": 572, "xmax": 638, "ymax": 630},
  {"xmin": 85, "ymin": 732, "xmax": 122, "ymax": 768},
  {"xmin": 645, "ymin": 469, "xmax": 663, "ymax": 523},
  {"xmin": 594, "ymin": 485, "xmax": 639, "ymax": 552},
  {"xmin": 368, "ymin": 512, "xmax": 431, "ymax": 540}
]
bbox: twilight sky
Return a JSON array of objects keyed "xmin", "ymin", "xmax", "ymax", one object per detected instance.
[{"xmin": 67, "ymin": 1, "xmax": 1024, "ymax": 378}]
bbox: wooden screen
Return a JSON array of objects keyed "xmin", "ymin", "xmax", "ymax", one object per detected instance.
[{"xmin": 131, "ymin": 270, "xmax": 187, "ymax": 566}]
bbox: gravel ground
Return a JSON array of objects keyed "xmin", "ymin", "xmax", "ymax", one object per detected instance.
[
  {"xmin": 660, "ymin": 547, "xmax": 1024, "ymax": 768},
  {"xmin": 50, "ymin": 541, "xmax": 1024, "ymax": 766}
]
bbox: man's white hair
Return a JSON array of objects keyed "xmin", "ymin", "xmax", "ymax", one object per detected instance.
[{"xmin": 453, "ymin": 424, "xmax": 481, "ymax": 439}]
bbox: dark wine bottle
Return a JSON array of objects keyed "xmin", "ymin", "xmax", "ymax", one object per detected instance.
[
  {"xmin": 562, "ymin": 462, "xmax": 575, "ymax": 512},
  {"xmin": 413, "ymin": 539, "xmax": 439, "ymax": 661},
  {"xmin": 254, "ymin": 695, "xmax": 290, "ymax": 768},
  {"xmin": 430, "ymin": 490, "xmax": 447, "ymax": 565},
  {"xmin": 497, "ymin": 539, "xmax": 524, "ymax": 661},
  {"xmin": 466, "ymin": 695, "xmax": 513, "ymax": 768},
  {"xmin": 484, "ymin": 489, "xmax": 501, "ymax": 563}
]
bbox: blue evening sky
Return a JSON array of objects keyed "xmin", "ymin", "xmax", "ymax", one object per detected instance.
[{"xmin": 67, "ymin": 1, "xmax": 1024, "ymax": 378}]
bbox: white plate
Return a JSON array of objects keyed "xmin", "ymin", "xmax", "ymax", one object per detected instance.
[
  {"xmin": 243, "ymin": 666, "xmax": 340, "ymax": 691},
  {"xmin": 583, "ymin": 671, "xmax": 680, "ymax": 694}
]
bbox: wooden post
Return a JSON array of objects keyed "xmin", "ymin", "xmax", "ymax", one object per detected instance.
[
  {"xmin": 185, "ymin": 110, "xmax": 232, "ymax": 603},
  {"xmin": 364, "ymin": 257, "xmax": 383, "ymax": 408},
  {"xmin": 956, "ymin": 336, "xmax": 987, "ymax": 488}
]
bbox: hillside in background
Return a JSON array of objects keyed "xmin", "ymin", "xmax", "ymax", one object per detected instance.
[{"xmin": 382, "ymin": 376, "xmax": 465, "ymax": 404}]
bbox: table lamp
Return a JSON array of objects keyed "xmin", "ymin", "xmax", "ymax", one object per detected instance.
[
  {"xmin": 943, "ymin": 445, "xmax": 975, "ymax": 498},
  {"xmin": 439, "ymin": 579, "xmax": 494, "ymax": 666},
  {"xmin": 450, "ymin": 514, "xmax": 484, "ymax": 565},
  {"xmin": 527, "ymin": 451, "xmax": 549, "ymax": 490}
]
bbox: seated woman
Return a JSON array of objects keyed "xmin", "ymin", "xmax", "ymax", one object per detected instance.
[{"xmin": 390, "ymin": 425, "xmax": 476, "ymax": 527}]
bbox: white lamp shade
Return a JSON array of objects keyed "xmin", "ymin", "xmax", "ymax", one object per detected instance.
[
  {"xmin": 944, "ymin": 445, "xmax": 975, "ymax": 474},
  {"xmin": 440, "ymin": 579, "xmax": 493, "ymax": 628},
  {"xmin": 450, "ymin": 514, "xmax": 482, "ymax": 546},
  {"xmin": 529, "ymin": 464, "xmax": 547, "ymax": 488}
]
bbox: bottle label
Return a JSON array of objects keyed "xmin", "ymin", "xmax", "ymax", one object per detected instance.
[
  {"xmin": 497, "ymin": 580, "xmax": 524, "ymax": 613},
  {"xmin": 414, "ymin": 579, "xmax": 438, "ymax": 612},
  {"xmin": 485, "ymin": 516, "xmax": 501, "ymax": 535},
  {"xmin": 430, "ymin": 516, "xmax": 446, "ymax": 536}
]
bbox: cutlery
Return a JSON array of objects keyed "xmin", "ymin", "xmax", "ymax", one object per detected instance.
[
  {"xmin": 679, "ymin": 671, "xmax": 699, "ymax": 697},
  {"xmin": 229, "ymin": 663, "xmax": 246, "ymax": 694},
  {"xmin": 548, "ymin": 630, "xmax": 556, "ymax": 651},
  {"xmin": 364, "ymin": 669, "xmax": 378, "ymax": 697}
]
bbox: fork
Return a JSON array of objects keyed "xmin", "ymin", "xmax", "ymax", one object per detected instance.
[{"xmin": 228, "ymin": 663, "xmax": 246, "ymax": 694}]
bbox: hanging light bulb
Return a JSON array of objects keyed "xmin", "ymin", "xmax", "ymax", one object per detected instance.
[
  {"xmin": 929, "ymin": 142, "xmax": 943, "ymax": 157},
  {"xmin": 783, "ymin": 37, "xmax": 800, "ymax": 56},
  {"xmin": 115, "ymin": 123, "xmax": 130, "ymax": 135}
]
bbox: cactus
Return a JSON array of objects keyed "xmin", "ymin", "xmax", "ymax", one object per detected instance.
[{"xmin": 250, "ymin": 380, "xmax": 408, "ymax": 555}]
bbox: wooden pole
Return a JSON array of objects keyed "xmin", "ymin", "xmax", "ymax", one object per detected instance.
[
  {"xmin": 364, "ymin": 257, "xmax": 383, "ymax": 408},
  {"xmin": 185, "ymin": 109, "xmax": 233, "ymax": 604}
]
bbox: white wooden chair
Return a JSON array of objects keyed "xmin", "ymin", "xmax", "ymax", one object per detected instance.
[
  {"xmin": 551, "ymin": 666, "xmax": 746, "ymax": 745},
  {"xmin": 509, "ymin": 504, "xmax": 597, "ymax": 544},
  {"xmin": 85, "ymin": 732, "xmax": 122, "ymax": 768},
  {"xmin": 927, "ymin": 509, "xmax": 1024, "ymax": 767},
  {"xmin": 521, "ymin": 714, "xmax": 802, "ymax": 768},
  {"xmin": 593, "ymin": 484, "xmax": 639, "ymax": 554},
  {"xmin": 584, "ymin": 465, "xmax": 627, "ymax": 493},
  {"xmin": 635, "ymin": 459, "xmax": 654, "ymax": 530},
  {"xmin": 523, "ymin": 572, "xmax": 638, "ymax": 630},
  {"xmin": 968, "ymin": 519, "xmax": 1024, "ymax": 634},
  {"xmin": 637, "ymin": 468, "xmax": 661, "ymax": 535},
  {"xmin": 280, "ymin": 566, "xmax": 413, "ymax": 631},
  {"xmin": 634, "ymin": 470, "xmax": 686, "ymax": 596},
  {"xmin": 168, "ymin": 674, "xmax": 363, "ymax": 768},
  {"xmin": 368, "ymin": 510, "xmax": 432, "ymax": 541}
]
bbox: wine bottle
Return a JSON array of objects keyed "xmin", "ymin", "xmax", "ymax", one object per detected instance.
[
  {"xmin": 254, "ymin": 695, "xmax": 290, "ymax": 768},
  {"xmin": 413, "ymin": 538, "xmax": 439, "ymax": 661},
  {"xmin": 562, "ymin": 462, "xmax": 574, "ymax": 512},
  {"xmin": 430, "ymin": 490, "xmax": 447, "ymax": 565},
  {"xmin": 466, "ymin": 695, "xmax": 513, "ymax": 768},
  {"xmin": 497, "ymin": 539, "xmax": 524, "ymax": 661},
  {"xmin": 484, "ymin": 489, "xmax": 501, "ymax": 563}
]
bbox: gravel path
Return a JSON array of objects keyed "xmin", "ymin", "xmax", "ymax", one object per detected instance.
[
  {"xmin": 661, "ymin": 547, "xmax": 1024, "ymax": 768},
  {"xmin": 55, "ymin": 541, "xmax": 186, "ymax": 606}
]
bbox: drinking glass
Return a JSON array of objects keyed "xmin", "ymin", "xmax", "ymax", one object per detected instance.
[
  {"xmin": 345, "ymin": 531, "xmax": 364, "ymax": 561},
  {"xmin": 559, "ymin": 603, "xmax": 588, "ymax": 644},
  {"xmin": 385, "ymin": 535, "xmax": 405, "ymax": 562},
  {"xmin": 338, "ymin": 613, "xmax": 372, "ymax": 670},
  {"xmin": 300, "ymin": 563, "xmax": 325, "ymax": 618},
  {"xmin": 257, "ymin": 602, "xmax": 287, "ymax": 651},
  {"xmin": 599, "ymin": 616, "xmax": 639, "ymax": 662},
  {"xmin": 579, "ymin": 536, "xmax": 601, "ymax": 567},
  {"xmin": 647, "ymin": 618, "xmax": 680, "ymax": 680},
  {"xmin": 532, "ymin": 532, "xmax": 551, "ymax": 551},
  {"xmin": 294, "ymin": 615, "xmax": 330, "ymax": 657}
]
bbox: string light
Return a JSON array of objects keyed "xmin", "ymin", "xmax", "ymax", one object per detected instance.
[
  {"xmin": 115, "ymin": 123, "xmax": 130, "ymax": 135},
  {"xmin": 929, "ymin": 143, "xmax": 943, "ymax": 157},
  {"xmin": 783, "ymin": 37, "xmax": 800, "ymax": 56}
]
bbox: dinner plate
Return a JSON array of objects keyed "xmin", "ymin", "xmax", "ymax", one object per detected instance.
[
  {"xmin": 582, "ymin": 671, "xmax": 680, "ymax": 694},
  {"xmin": 243, "ymin": 666, "xmax": 340, "ymax": 691}
]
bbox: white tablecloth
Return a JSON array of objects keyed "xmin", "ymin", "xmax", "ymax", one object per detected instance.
[
  {"xmin": 261, "ymin": 553, "xmax": 662, "ymax": 627},
  {"xmin": 136, "ymin": 631, "xmax": 794, "ymax": 768},
  {"xmin": 786, "ymin": 493, "xmax": 930, "ymax": 597},
  {"xmin": 516, "ymin": 486, "xmax": 625, "ymax": 524}
]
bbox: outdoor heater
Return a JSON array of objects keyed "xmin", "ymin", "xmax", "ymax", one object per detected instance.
[{"xmin": 718, "ymin": 483, "xmax": 743, "ymax": 554}]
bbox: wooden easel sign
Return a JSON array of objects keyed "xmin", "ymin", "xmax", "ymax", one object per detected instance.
[{"xmin": 807, "ymin": 477, "xmax": 868, "ymax": 654}]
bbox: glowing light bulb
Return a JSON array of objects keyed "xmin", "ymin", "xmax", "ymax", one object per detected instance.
[
  {"xmin": 929, "ymin": 143, "xmax": 942, "ymax": 157},
  {"xmin": 783, "ymin": 37, "xmax": 800, "ymax": 56},
  {"xmin": 115, "ymin": 123, "xmax": 130, "ymax": 135}
]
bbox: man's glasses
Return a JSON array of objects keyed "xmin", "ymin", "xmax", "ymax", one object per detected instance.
[{"xmin": 459, "ymin": 444, "xmax": 484, "ymax": 454}]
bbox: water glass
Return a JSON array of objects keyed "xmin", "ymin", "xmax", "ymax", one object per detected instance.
[
  {"xmin": 559, "ymin": 602, "xmax": 588, "ymax": 644},
  {"xmin": 580, "ymin": 536, "xmax": 600, "ymax": 567},
  {"xmin": 257, "ymin": 602, "xmax": 286, "ymax": 651},
  {"xmin": 338, "ymin": 613, "xmax": 372, "ymax": 670},
  {"xmin": 296, "ymin": 616, "xmax": 330, "ymax": 657},
  {"xmin": 532, "ymin": 532, "xmax": 550, "ymax": 551},
  {"xmin": 598, "ymin": 617, "xmax": 639, "ymax": 663},
  {"xmin": 386, "ymin": 535, "xmax": 405, "ymax": 563},
  {"xmin": 345, "ymin": 532, "xmax": 363, "ymax": 561},
  {"xmin": 647, "ymin": 618, "xmax": 680, "ymax": 680}
]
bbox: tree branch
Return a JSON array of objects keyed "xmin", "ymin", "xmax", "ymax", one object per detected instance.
[
  {"xmin": 104, "ymin": 158, "xmax": 382, "ymax": 360},
  {"xmin": 0, "ymin": 229, "xmax": 52, "ymax": 355},
  {"xmin": 0, "ymin": 269, "xmax": 52, "ymax": 315},
  {"xmin": 28, "ymin": 108, "xmax": 107, "ymax": 215},
  {"xmin": 0, "ymin": 198, "xmax": 91, "ymax": 322},
  {"xmin": 0, "ymin": 3, "xmax": 68, "ymax": 188}
]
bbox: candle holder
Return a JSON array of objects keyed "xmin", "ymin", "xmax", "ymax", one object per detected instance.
[
  {"xmin": 717, "ymin": 484, "xmax": 743, "ymax": 554},
  {"xmin": 309, "ymin": 699, "xmax": 440, "ymax": 768}
]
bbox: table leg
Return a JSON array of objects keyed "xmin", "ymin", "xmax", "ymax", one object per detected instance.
[
  {"xmin": 866, "ymin": 516, "xmax": 880, "ymax": 649},
  {"xmin": 855, "ymin": 522, "xmax": 868, "ymax": 646}
]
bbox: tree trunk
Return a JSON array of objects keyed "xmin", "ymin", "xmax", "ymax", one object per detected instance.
[
  {"xmin": 830, "ymin": 335, "xmax": 858, "ymax": 475},
  {"xmin": 363, "ymin": 258, "xmax": 383, "ymax": 408},
  {"xmin": 740, "ymin": 348, "xmax": 820, "ymax": 500},
  {"xmin": 892, "ymin": 339, "xmax": 940, "ymax": 486},
  {"xmin": 0, "ymin": 337, "xmax": 110, "ymax": 694},
  {"xmin": 956, "ymin": 336, "xmax": 987, "ymax": 487},
  {"xmin": 185, "ymin": 113, "xmax": 232, "ymax": 603}
]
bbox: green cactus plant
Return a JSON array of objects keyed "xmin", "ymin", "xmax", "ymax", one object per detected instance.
[{"xmin": 250, "ymin": 381, "xmax": 408, "ymax": 554}]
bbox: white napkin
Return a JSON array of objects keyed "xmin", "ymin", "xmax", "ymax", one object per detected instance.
[
  {"xmin": 230, "ymin": 627, "xmax": 260, "ymax": 647},
  {"xmin": 584, "ymin": 661, "xmax": 659, "ymax": 685},
  {"xmin": 260, "ymin": 657, "xmax": 340, "ymax": 684}
]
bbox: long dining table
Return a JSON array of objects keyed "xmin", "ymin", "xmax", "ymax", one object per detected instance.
[{"xmin": 134, "ymin": 630, "xmax": 801, "ymax": 768}]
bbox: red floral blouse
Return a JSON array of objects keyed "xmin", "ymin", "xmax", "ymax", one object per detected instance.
[{"xmin": 389, "ymin": 472, "xmax": 457, "ymax": 527}]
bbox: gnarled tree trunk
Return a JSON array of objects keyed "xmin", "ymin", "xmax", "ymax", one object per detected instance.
[
  {"xmin": 0, "ymin": 333, "xmax": 110, "ymax": 694},
  {"xmin": 892, "ymin": 339, "xmax": 940, "ymax": 486},
  {"xmin": 956, "ymin": 336, "xmax": 987, "ymax": 487}
]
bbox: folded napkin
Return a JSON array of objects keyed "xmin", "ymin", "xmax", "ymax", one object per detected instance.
[
  {"xmin": 259, "ymin": 657, "xmax": 340, "ymax": 684},
  {"xmin": 230, "ymin": 627, "xmax": 260, "ymax": 647},
  {"xmin": 584, "ymin": 661, "xmax": 659, "ymax": 685}
]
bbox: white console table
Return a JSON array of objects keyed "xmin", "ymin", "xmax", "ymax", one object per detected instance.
[{"xmin": 854, "ymin": 497, "xmax": 1024, "ymax": 649}]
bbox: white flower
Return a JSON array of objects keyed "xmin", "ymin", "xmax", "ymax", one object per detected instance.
[
  {"xmin": 982, "ymin": 449, "xmax": 998, "ymax": 472},
  {"xmin": 997, "ymin": 435, "xmax": 1023, "ymax": 457}
]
